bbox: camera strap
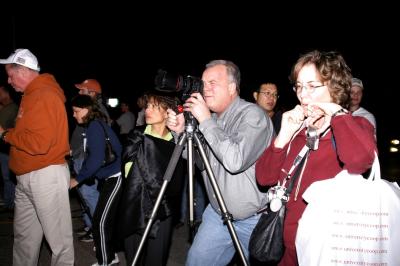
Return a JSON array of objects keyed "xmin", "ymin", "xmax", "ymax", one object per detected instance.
[
  {"xmin": 258, "ymin": 146, "xmax": 309, "ymax": 214},
  {"xmin": 285, "ymin": 145, "xmax": 310, "ymax": 195},
  {"xmin": 283, "ymin": 123, "xmax": 329, "ymax": 190}
]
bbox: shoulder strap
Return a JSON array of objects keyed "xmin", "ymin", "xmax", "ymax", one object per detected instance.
[
  {"xmin": 286, "ymin": 149, "xmax": 310, "ymax": 194},
  {"xmin": 96, "ymin": 120, "xmax": 110, "ymax": 140}
]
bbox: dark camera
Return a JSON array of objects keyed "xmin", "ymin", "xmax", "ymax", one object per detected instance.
[{"xmin": 154, "ymin": 69, "xmax": 204, "ymax": 101}]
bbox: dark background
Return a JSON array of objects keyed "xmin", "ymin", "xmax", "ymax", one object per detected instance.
[{"xmin": 0, "ymin": 12, "xmax": 398, "ymax": 178}]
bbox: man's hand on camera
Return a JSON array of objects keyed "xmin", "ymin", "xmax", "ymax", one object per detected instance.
[
  {"xmin": 167, "ymin": 108, "xmax": 185, "ymax": 134},
  {"xmin": 184, "ymin": 93, "xmax": 211, "ymax": 124}
]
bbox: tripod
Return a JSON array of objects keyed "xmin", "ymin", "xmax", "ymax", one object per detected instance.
[{"xmin": 132, "ymin": 116, "xmax": 249, "ymax": 266}]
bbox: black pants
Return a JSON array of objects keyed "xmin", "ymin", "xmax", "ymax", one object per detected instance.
[
  {"xmin": 124, "ymin": 216, "xmax": 173, "ymax": 266},
  {"xmin": 93, "ymin": 175, "xmax": 123, "ymax": 265}
]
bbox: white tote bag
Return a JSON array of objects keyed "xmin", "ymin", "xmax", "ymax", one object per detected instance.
[{"xmin": 296, "ymin": 155, "xmax": 400, "ymax": 266}]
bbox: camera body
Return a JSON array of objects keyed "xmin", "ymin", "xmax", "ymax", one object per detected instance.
[
  {"xmin": 266, "ymin": 185, "xmax": 289, "ymax": 212},
  {"xmin": 154, "ymin": 69, "xmax": 204, "ymax": 102},
  {"xmin": 306, "ymin": 125, "xmax": 319, "ymax": 150}
]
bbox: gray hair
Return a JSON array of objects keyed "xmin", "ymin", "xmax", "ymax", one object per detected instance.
[{"xmin": 205, "ymin": 60, "xmax": 241, "ymax": 94}]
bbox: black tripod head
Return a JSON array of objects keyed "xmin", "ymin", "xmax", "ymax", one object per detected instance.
[
  {"xmin": 174, "ymin": 106, "xmax": 204, "ymax": 171},
  {"xmin": 184, "ymin": 110, "xmax": 198, "ymax": 128}
]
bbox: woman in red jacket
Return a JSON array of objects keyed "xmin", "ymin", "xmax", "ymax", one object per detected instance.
[{"xmin": 255, "ymin": 50, "xmax": 376, "ymax": 266}]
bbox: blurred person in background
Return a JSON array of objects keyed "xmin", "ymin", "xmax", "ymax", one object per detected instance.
[
  {"xmin": 135, "ymin": 94, "xmax": 146, "ymax": 127},
  {"xmin": 0, "ymin": 84, "xmax": 18, "ymax": 213},
  {"xmin": 350, "ymin": 77, "xmax": 376, "ymax": 138},
  {"xmin": 253, "ymin": 82, "xmax": 282, "ymax": 134},
  {"xmin": 114, "ymin": 100, "xmax": 136, "ymax": 143}
]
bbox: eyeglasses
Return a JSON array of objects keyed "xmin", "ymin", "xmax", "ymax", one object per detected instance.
[
  {"xmin": 258, "ymin": 91, "xmax": 279, "ymax": 99},
  {"xmin": 293, "ymin": 82, "xmax": 326, "ymax": 94}
]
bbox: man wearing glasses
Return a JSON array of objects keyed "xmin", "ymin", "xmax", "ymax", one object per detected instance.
[{"xmin": 253, "ymin": 82, "xmax": 282, "ymax": 134}]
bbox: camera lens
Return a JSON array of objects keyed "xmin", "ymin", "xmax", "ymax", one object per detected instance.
[
  {"xmin": 270, "ymin": 198, "xmax": 282, "ymax": 212},
  {"xmin": 267, "ymin": 185, "xmax": 287, "ymax": 212}
]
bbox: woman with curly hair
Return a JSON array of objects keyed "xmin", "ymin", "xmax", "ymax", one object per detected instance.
[{"xmin": 255, "ymin": 50, "xmax": 376, "ymax": 266}]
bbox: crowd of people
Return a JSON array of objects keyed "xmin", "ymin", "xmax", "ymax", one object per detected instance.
[{"xmin": 0, "ymin": 47, "xmax": 379, "ymax": 266}]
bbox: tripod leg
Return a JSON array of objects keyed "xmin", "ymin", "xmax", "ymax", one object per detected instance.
[
  {"xmin": 187, "ymin": 134, "xmax": 197, "ymax": 241},
  {"xmin": 193, "ymin": 133, "xmax": 249, "ymax": 266},
  {"xmin": 132, "ymin": 133, "xmax": 187, "ymax": 266}
]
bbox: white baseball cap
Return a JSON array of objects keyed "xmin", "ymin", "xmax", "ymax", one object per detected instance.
[
  {"xmin": 0, "ymin": 48, "xmax": 40, "ymax": 71},
  {"xmin": 351, "ymin": 77, "xmax": 364, "ymax": 90}
]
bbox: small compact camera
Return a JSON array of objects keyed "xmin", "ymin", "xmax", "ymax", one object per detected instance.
[{"xmin": 267, "ymin": 185, "xmax": 289, "ymax": 212}]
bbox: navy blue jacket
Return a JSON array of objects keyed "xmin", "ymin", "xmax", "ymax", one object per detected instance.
[{"xmin": 76, "ymin": 119, "xmax": 122, "ymax": 183}]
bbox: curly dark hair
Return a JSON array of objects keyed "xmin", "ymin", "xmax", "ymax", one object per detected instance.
[
  {"xmin": 290, "ymin": 50, "xmax": 352, "ymax": 108},
  {"xmin": 143, "ymin": 92, "xmax": 180, "ymax": 111}
]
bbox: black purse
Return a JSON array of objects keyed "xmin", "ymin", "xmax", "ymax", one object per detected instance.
[
  {"xmin": 249, "ymin": 204, "xmax": 286, "ymax": 263},
  {"xmin": 250, "ymin": 144, "xmax": 311, "ymax": 263},
  {"xmin": 98, "ymin": 121, "xmax": 117, "ymax": 166}
]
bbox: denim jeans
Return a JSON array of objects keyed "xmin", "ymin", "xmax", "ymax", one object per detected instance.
[
  {"xmin": 186, "ymin": 204, "xmax": 261, "ymax": 266},
  {"xmin": 74, "ymin": 157, "xmax": 99, "ymax": 228},
  {"xmin": 0, "ymin": 152, "xmax": 15, "ymax": 209},
  {"xmin": 79, "ymin": 181, "xmax": 99, "ymax": 228}
]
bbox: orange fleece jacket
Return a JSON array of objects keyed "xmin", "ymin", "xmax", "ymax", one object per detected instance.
[{"xmin": 5, "ymin": 74, "xmax": 70, "ymax": 175}]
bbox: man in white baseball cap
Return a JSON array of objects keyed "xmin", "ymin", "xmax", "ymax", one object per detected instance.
[
  {"xmin": 0, "ymin": 48, "xmax": 40, "ymax": 71},
  {"xmin": 350, "ymin": 77, "xmax": 376, "ymax": 138},
  {"xmin": 0, "ymin": 48, "xmax": 74, "ymax": 265}
]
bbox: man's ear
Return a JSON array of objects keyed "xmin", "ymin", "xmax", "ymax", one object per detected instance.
[
  {"xmin": 253, "ymin": 91, "xmax": 259, "ymax": 101},
  {"xmin": 228, "ymin": 82, "xmax": 237, "ymax": 96}
]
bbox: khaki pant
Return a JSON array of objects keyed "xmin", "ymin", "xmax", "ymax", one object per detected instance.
[{"xmin": 13, "ymin": 164, "xmax": 74, "ymax": 266}]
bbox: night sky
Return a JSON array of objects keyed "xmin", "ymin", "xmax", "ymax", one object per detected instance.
[{"xmin": 0, "ymin": 13, "xmax": 398, "ymax": 160}]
